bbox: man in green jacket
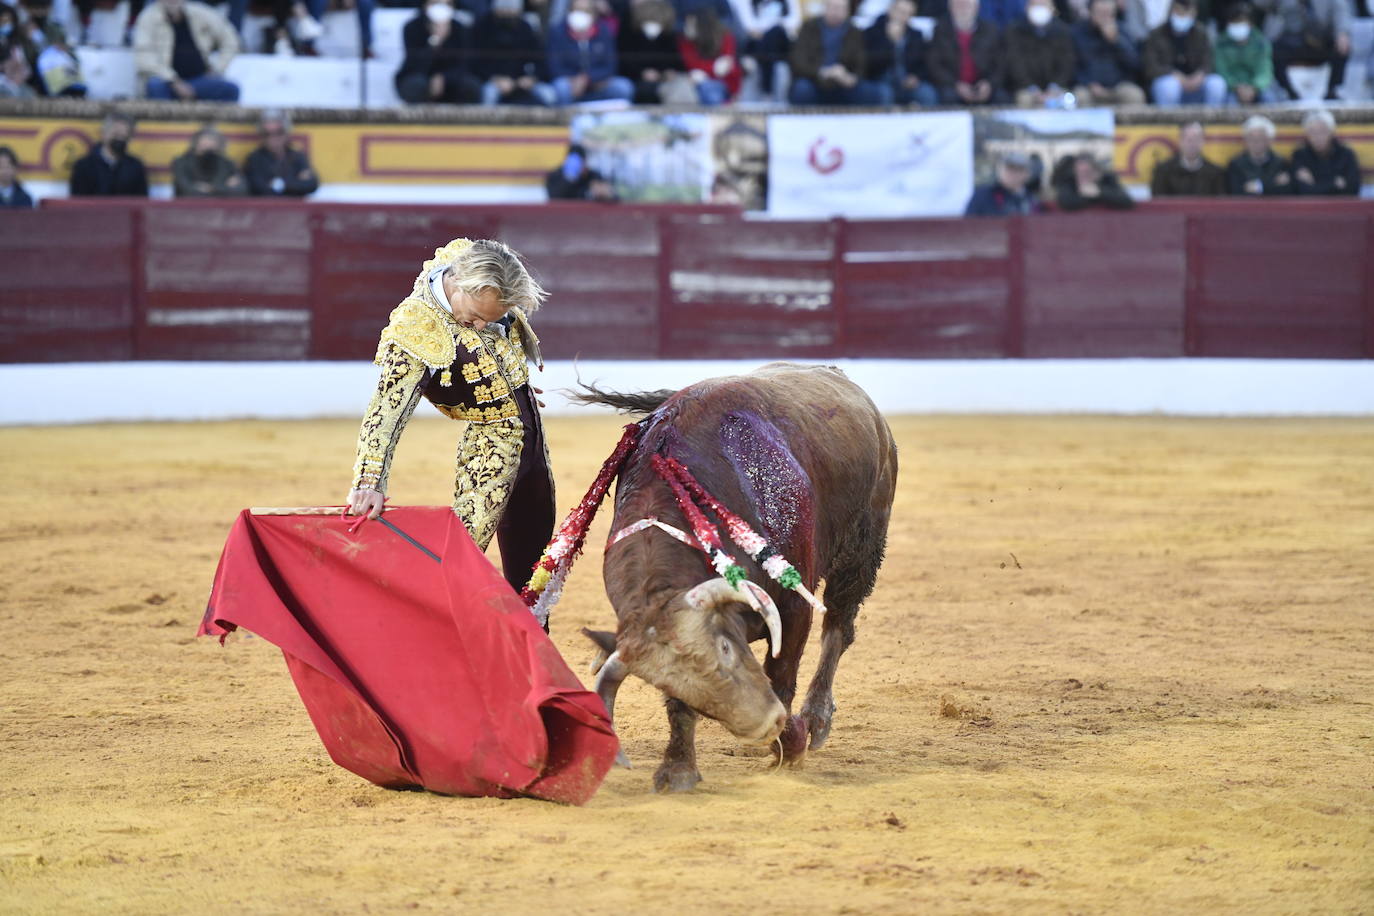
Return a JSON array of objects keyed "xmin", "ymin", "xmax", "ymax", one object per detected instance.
[{"xmin": 1214, "ymin": 2, "xmax": 1278, "ymax": 104}]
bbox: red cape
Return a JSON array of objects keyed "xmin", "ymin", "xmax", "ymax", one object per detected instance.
[{"xmin": 199, "ymin": 507, "xmax": 618, "ymax": 805}]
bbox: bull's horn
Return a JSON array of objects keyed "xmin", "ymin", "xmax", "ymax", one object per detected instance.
[
  {"xmin": 684, "ymin": 577, "xmax": 784, "ymax": 660},
  {"xmin": 593, "ymin": 650, "xmax": 632, "ymax": 769}
]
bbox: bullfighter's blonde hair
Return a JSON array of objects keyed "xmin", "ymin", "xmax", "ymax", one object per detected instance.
[{"xmin": 445, "ymin": 239, "xmax": 548, "ymax": 315}]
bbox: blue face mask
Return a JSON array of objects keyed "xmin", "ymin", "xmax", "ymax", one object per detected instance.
[{"xmin": 562, "ymin": 152, "xmax": 585, "ymax": 181}]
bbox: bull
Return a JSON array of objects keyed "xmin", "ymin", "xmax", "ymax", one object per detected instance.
[{"xmin": 577, "ymin": 363, "xmax": 897, "ymax": 791}]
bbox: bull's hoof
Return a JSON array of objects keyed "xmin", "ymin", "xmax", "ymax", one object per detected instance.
[
  {"xmin": 802, "ymin": 712, "xmax": 832, "ymax": 750},
  {"xmin": 775, "ymin": 714, "xmax": 808, "ymax": 764},
  {"xmin": 653, "ymin": 763, "xmax": 702, "ymax": 793}
]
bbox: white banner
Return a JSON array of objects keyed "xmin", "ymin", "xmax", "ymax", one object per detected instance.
[{"xmin": 767, "ymin": 111, "xmax": 974, "ymax": 219}]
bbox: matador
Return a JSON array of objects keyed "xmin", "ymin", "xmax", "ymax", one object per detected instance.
[{"xmin": 345, "ymin": 237, "xmax": 555, "ymax": 591}]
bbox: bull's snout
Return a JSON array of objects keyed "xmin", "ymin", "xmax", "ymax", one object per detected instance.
[{"xmin": 744, "ymin": 703, "xmax": 789, "ymax": 745}]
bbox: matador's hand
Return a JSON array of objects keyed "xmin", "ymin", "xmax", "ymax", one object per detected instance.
[{"xmin": 346, "ymin": 487, "xmax": 387, "ymax": 520}]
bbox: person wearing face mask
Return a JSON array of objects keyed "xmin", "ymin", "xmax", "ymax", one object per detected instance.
[
  {"xmin": 1071, "ymin": 0, "xmax": 1147, "ymax": 105},
  {"xmin": 546, "ymin": 0, "xmax": 635, "ymax": 103},
  {"xmin": 1005, "ymin": 0, "xmax": 1076, "ymax": 106},
  {"xmin": 1214, "ymin": 2, "xmax": 1277, "ymax": 103},
  {"xmin": 1141, "ymin": 0, "xmax": 1226, "ymax": 104},
  {"xmin": 171, "ymin": 125, "xmax": 246, "ymax": 198},
  {"xmin": 396, "ymin": 0, "xmax": 482, "ymax": 104},
  {"xmin": 617, "ymin": 0, "xmax": 689, "ymax": 103},
  {"xmin": 473, "ymin": 0, "xmax": 555, "ymax": 104},
  {"xmin": 345, "ymin": 238, "xmax": 556, "ymax": 597},
  {"xmin": 69, "ymin": 113, "xmax": 149, "ymax": 197}
]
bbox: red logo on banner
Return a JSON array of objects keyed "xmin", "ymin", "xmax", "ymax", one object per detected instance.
[{"xmin": 807, "ymin": 138, "xmax": 844, "ymax": 175}]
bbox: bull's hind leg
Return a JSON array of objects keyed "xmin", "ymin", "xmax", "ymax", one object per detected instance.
[
  {"xmin": 654, "ymin": 696, "xmax": 702, "ymax": 792},
  {"xmin": 801, "ymin": 518, "xmax": 887, "ymax": 750}
]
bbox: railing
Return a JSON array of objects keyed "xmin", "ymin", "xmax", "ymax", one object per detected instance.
[{"xmin": 4, "ymin": 198, "xmax": 1373, "ymax": 362}]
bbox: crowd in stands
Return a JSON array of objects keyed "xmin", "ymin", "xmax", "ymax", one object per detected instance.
[
  {"xmin": 0, "ymin": 0, "xmax": 1369, "ymax": 105},
  {"xmin": 963, "ymin": 106, "xmax": 1360, "ymax": 214}
]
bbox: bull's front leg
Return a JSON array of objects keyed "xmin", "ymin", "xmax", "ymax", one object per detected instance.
[
  {"xmin": 765, "ymin": 599, "xmax": 813, "ymax": 764},
  {"xmin": 654, "ymin": 695, "xmax": 701, "ymax": 792}
]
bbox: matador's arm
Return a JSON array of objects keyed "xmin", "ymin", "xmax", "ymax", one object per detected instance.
[{"xmin": 350, "ymin": 344, "xmax": 428, "ymax": 493}]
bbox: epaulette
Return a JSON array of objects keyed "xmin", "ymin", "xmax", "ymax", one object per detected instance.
[{"xmin": 376, "ymin": 297, "xmax": 458, "ymax": 376}]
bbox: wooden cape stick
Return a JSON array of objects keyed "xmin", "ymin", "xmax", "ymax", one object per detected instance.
[{"xmin": 247, "ymin": 507, "xmax": 440, "ymax": 563}]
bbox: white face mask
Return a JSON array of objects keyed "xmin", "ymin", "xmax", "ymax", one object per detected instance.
[
  {"xmin": 641, "ymin": 20, "xmax": 663, "ymax": 38},
  {"xmin": 1226, "ymin": 22, "xmax": 1250, "ymax": 40},
  {"xmin": 1027, "ymin": 5, "xmax": 1052, "ymax": 26},
  {"xmin": 425, "ymin": 2, "xmax": 451, "ymax": 23},
  {"xmin": 567, "ymin": 9, "xmax": 593, "ymax": 31},
  {"xmin": 1169, "ymin": 13, "xmax": 1194, "ymax": 31}
]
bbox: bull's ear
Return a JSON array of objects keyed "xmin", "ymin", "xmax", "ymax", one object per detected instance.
[{"xmin": 581, "ymin": 627, "xmax": 618, "ymax": 655}]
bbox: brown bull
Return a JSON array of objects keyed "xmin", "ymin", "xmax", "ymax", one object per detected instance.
[{"xmin": 578, "ymin": 363, "xmax": 897, "ymax": 792}]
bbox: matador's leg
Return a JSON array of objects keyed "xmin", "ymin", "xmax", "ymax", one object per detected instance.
[
  {"xmin": 452, "ymin": 417, "xmax": 524, "ymax": 552},
  {"xmin": 496, "ymin": 387, "xmax": 556, "ymax": 592}
]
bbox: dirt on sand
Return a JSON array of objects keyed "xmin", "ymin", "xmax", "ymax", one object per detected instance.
[{"xmin": 1, "ymin": 414, "xmax": 1371, "ymax": 914}]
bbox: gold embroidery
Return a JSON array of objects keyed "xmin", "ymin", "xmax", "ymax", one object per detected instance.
[
  {"xmin": 350, "ymin": 344, "xmax": 427, "ymax": 492},
  {"xmin": 452, "ymin": 417, "xmax": 524, "ymax": 550},
  {"xmin": 375, "ymin": 297, "xmax": 457, "ymax": 371},
  {"xmin": 461, "ymin": 363, "xmax": 481, "ymax": 383}
]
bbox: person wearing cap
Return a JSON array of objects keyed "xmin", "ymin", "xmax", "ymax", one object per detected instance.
[
  {"xmin": 965, "ymin": 152, "xmax": 1043, "ymax": 216},
  {"xmin": 345, "ymin": 238, "xmax": 555, "ymax": 593},
  {"xmin": 1141, "ymin": 0, "xmax": 1226, "ymax": 105}
]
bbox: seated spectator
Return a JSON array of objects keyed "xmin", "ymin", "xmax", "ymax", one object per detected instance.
[
  {"xmin": 788, "ymin": 0, "xmax": 878, "ymax": 104},
  {"xmin": 1053, "ymin": 152, "xmax": 1134, "ymax": 209},
  {"xmin": 1006, "ymin": 0, "xmax": 1076, "ymax": 106},
  {"xmin": 1225, "ymin": 114, "xmax": 1291, "ymax": 194},
  {"xmin": 927, "ymin": 0, "xmax": 1008, "ymax": 104},
  {"xmin": 396, "ymin": 0, "xmax": 481, "ymax": 103},
  {"xmin": 1290, "ymin": 108, "xmax": 1361, "ymax": 195},
  {"xmin": 171, "ymin": 125, "xmax": 246, "ymax": 198},
  {"xmin": 547, "ymin": 0, "xmax": 635, "ymax": 103},
  {"xmin": 70, "ymin": 114, "xmax": 148, "ymax": 197},
  {"xmin": 545, "ymin": 143, "xmax": 617, "ymax": 199},
  {"xmin": 1141, "ymin": 0, "xmax": 1226, "ymax": 105},
  {"xmin": 244, "ymin": 109, "xmax": 320, "ymax": 196},
  {"xmin": 34, "ymin": 24, "xmax": 85, "ymax": 96},
  {"xmin": 861, "ymin": 0, "xmax": 939, "ymax": 105},
  {"xmin": 618, "ymin": 0, "xmax": 691, "ymax": 104},
  {"xmin": 0, "ymin": 38, "xmax": 36, "ymax": 98},
  {"xmin": 1122, "ymin": 0, "xmax": 1169, "ymax": 43},
  {"xmin": 979, "ymin": 0, "xmax": 1027, "ymax": 28},
  {"xmin": 1261, "ymin": 0, "xmax": 1352, "ymax": 100},
  {"xmin": 0, "ymin": 145, "xmax": 34, "ymax": 208},
  {"xmin": 1215, "ymin": 2, "xmax": 1278, "ymax": 103},
  {"xmin": 133, "ymin": 0, "xmax": 240, "ymax": 101},
  {"xmin": 1150, "ymin": 120, "xmax": 1225, "ymax": 195},
  {"xmin": 474, "ymin": 0, "xmax": 555, "ymax": 105},
  {"xmin": 734, "ymin": 0, "xmax": 797, "ymax": 101},
  {"xmin": 965, "ymin": 151, "xmax": 1043, "ymax": 215},
  {"xmin": 678, "ymin": 9, "xmax": 740, "ymax": 103},
  {"xmin": 1073, "ymin": 0, "xmax": 1147, "ymax": 105}
]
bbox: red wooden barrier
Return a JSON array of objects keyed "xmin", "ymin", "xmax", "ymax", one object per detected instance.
[{"xmin": 3, "ymin": 198, "xmax": 1372, "ymax": 363}]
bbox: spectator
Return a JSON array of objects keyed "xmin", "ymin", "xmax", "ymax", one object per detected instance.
[
  {"xmin": 927, "ymin": 0, "xmax": 1008, "ymax": 104},
  {"xmin": 1290, "ymin": 108, "xmax": 1361, "ymax": 195},
  {"xmin": 0, "ymin": 38, "xmax": 36, "ymax": 98},
  {"xmin": 1225, "ymin": 114, "xmax": 1291, "ymax": 194},
  {"xmin": 979, "ymin": 0, "xmax": 1027, "ymax": 27},
  {"xmin": 1215, "ymin": 1, "xmax": 1277, "ymax": 102},
  {"xmin": 965, "ymin": 151, "xmax": 1043, "ymax": 215},
  {"xmin": 0, "ymin": 145, "xmax": 34, "ymax": 208},
  {"xmin": 546, "ymin": 0, "xmax": 635, "ymax": 103},
  {"xmin": 171, "ymin": 125, "xmax": 246, "ymax": 198},
  {"xmin": 1259, "ymin": 0, "xmax": 1352, "ymax": 100},
  {"xmin": 133, "ymin": 0, "xmax": 240, "ymax": 101},
  {"xmin": 1151, "ymin": 120, "xmax": 1225, "ymax": 194},
  {"xmin": 301, "ymin": 0, "xmax": 374, "ymax": 57},
  {"xmin": 243, "ymin": 109, "xmax": 320, "ymax": 197},
  {"xmin": 618, "ymin": 0, "xmax": 691, "ymax": 104},
  {"xmin": 861, "ymin": 0, "xmax": 938, "ymax": 105},
  {"xmin": 34, "ymin": 24, "xmax": 84, "ymax": 96},
  {"xmin": 1122, "ymin": 0, "xmax": 1169, "ymax": 42},
  {"xmin": 69, "ymin": 113, "xmax": 149, "ymax": 197},
  {"xmin": 788, "ymin": 0, "xmax": 879, "ymax": 104},
  {"xmin": 1072, "ymin": 0, "xmax": 1147, "ymax": 105},
  {"xmin": 1005, "ymin": 0, "xmax": 1076, "ymax": 106},
  {"xmin": 545, "ymin": 143, "xmax": 617, "ymax": 199},
  {"xmin": 733, "ymin": 0, "xmax": 797, "ymax": 101},
  {"xmin": 678, "ymin": 8, "xmax": 740, "ymax": 103},
  {"xmin": 396, "ymin": 0, "xmax": 481, "ymax": 103},
  {"xmin": 1054, "ymin": 152, "xmax": 1135, "ymax": 209},
  {"xmin": 1141, "ymin": 0, "xmax": 1226, "ymax": 105},
  {"xmin": 474, "ymin": 0, "xmax": 555, "ymax": 105}
]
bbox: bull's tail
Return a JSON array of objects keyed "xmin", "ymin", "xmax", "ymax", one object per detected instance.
[{"xmin": 566, "ymin": 382, "xmax": 676, "ymax": 416}]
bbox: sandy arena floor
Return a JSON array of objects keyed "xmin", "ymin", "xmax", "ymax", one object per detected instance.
[{"xmin": 1, "ymin": 413, "xmax": 1371, "ymax": 914}]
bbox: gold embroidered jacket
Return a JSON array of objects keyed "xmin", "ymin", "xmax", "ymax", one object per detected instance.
[{"xmin": 351, "ymin": 244, "xmax": 544, "ymax": 494}]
